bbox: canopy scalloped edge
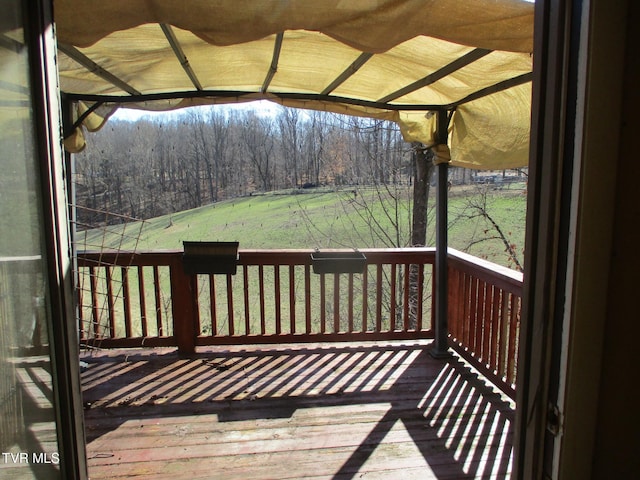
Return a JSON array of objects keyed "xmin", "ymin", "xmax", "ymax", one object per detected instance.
[{"xmin": 57, "ymin": 0, "xmax": 534, "ymax": 169}]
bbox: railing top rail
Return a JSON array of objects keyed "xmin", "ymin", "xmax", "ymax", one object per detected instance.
[
  {"xmin": 77, "ymin": 247, "xmax": 437, "ymax": 255},
  {"xmin": 239, "ymin": 248, "xmax": 436, "ymax": 265},
  {"xmin": 447, "ymin": 248, "xmax": 523, "ymax": 293},
  {"xmin": 76, "ymin": 247, "xmax": 525, "ymax": 294},
  {"xmin": 76, "ymin": 248, "xmax": 438, "ymax": 267},
  {"xmin": 78, "ymin": 249, "xmax": 181, "ymax": 256},
  {"xmin": 76, "ymin": 250, "xmax": 182, "ymax": 267}
]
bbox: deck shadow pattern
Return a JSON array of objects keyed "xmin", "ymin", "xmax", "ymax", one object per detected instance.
[
  {"xmin": 82, "ymin": 342, "xmax": 514, "ymax": 479},
  {"xmin": 0, "ymin": 357, "xmax": 61, "ymax": 479}
]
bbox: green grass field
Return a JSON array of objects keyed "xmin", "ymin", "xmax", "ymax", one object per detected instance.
[
  {"xmin": 77, "ymin": 184, "xmax": 527, "ymax": 270},
  {"xmin": 76, "ymin": 184, "xmax": 526, "ymax": 342}
]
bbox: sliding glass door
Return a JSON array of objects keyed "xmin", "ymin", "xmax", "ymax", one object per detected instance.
[{"xmin": 1, "ymin": 1, "xmax": 86, "ymax": 478}]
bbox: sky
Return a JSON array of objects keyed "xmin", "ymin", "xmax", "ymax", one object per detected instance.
[{"xmin": 110, "ymin": 100, "xmax": 282, "ymax": 122}]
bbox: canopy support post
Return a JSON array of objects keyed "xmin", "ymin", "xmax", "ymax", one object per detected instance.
[
  {"xmin": 431, "ymin": 110, "xmax": 453, "ymax": 359},
  {"xmin": 61, "ymin": 96, "xmax": 77, "ymax": 246}
]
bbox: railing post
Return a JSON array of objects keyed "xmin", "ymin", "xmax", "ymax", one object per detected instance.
[{"xmin": 169, "ymin": 254, "xmax": 198, "ymax": 354}]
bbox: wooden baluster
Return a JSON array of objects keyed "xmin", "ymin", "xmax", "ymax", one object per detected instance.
[
  {"xmin": 289, "ymin": 265, "xmax": 296, "ymax": 334},
  {"xmin": 403, "ymin": 264, "xmax": 410, "ymax": 332},
  {"xmin": 470, "ymin": 277, "xmax": 480, "ymax": 355},
  {"xmin": 498, "ymin": 291, "xmax": 510, "ymax": 380},
  {"xmin": 138, "ymin": 266, "xmax": 148, "ymax": 337},
  {"xmin": 153, "ymin": 266, "xmax": 163, "ymax": 336},
  {"xmin": 475, "ymin": 279, "xmax": 486, "ymax": 361},
  {"xmin": 209, "ymin": 275, "xmax": 217, "ymax": 335},
  {"xmin": 447, "ymin": 266, "xmax": 457, "ymax": 340},
  {"xmin": 490, "ymin": 287, "xmax": 501, "ymax": 373},
  {"xmin": 462, "ymin": 273, "xmax": 471, "ymax": 348},
  {"xmin": 482, "ymin": 282, "xmax": 493, "ymax": 366},
  {"xmin": 333, "ymin": 274, "xmax": 340, "ymax": 333},
  {"xmin": 304, "ymin": 264, "xmax": 311, "ymax": 334},
  {"xmin": 375, "ymin": 265, "xmax": 383, "ymax": 332},
  {"xmin": 194, "ymin": 276, "xmax": 202, "ymax": 336},
  {"xmin": 226, "ymin": 274, "xmax": 234, "ymax": 336},
  {"xmin": 105, "ymin": 266, "xmax": 116, "ymax": 338},
  {"xmin": 243, "ymin": 265, "xmax": 250, "ymax": 335},
  {"xmin": 362, "ymin": 267, "xmax": 368, "ymax": 332},
  {"xmin": 121, "ymin": 267, "xmax": 132, "ymax": 338},
  {"xmin": 274, "ymin": 265, "xmax": 281, "ymax": 335},
  {"xmin": 507, "ymin": 294, "xmax": 519, "ymax": 385},
  {"xmin": 89, "ymin": 266, "xmax": 100, "ymax": 338},
  {"xmin": 348, "ymin": 273, "xmax": 354, "ymax": 333},
  {"xmin": 390, "ymin": 263, "xmax": 397, "ymax": 331},
  {"xmin": 77, "ymin": 268, "xmax": 85, "ymax": 339},
  {"xmin": 431, "ymin": 263, "xmax": 437, "ymax": 332},
  {"xmin": 320, "ymin": 273, "xmax": 326, "ymax": 333},
  {"xmin": 417, "ymin": 263, "xmax": 425, "ymax": 331},
  {"xmin": 259, "ymin": 264, "xmax": 266, "ymax": 335}
]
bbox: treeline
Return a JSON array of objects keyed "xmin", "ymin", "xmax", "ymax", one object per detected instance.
[{"xmin": 73, "ymin": 107, "xmax": 410, "ymax": 228}]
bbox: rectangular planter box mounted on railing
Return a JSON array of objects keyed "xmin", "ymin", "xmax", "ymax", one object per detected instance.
[
  {"xmin": 311, "ymin": 250, "xmax": 367, "ymax": 274},
  {"xmin": 183, "ymin": 241, "xmax": 239, "ymax": 275}
]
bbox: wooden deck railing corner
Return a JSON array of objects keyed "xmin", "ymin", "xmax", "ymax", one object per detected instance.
[
  {"xmin": 74, "ymin": 247, "xmax": 522, "ymax": 398},
  {"xmin": 446, "ymin": 248, "xmax": 523, "ymax": 398},
  {"xmin": 76, "ymin": 247, "xmax": 437, "ymax": 350}
]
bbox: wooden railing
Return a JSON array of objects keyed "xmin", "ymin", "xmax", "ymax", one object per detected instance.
[
  {"xmin": 76, "ymin": 251, "xmax": 178, "ymax": 348},
  {"xmin": 447, "ymin": 249, "xmax": 523, "ymax": 398},
  {"xmin": 75, "ymin": 247, "xmax": 522, "ymax": 398},
  {"xmin": 76, "ymin": 248, "xmax": 436, "ymax": 351}
]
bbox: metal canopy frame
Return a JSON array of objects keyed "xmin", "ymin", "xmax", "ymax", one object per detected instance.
[
  {"xmin": 160, "ymin": 24, "xmax": 203, "ymax": 91},
  {"xmin": 57, "ymin": 23, "xmax": 532, "ymax": 113},
  {"xmin": 50, "ymin": 19, "xmax": 533, "ymax": 358}
]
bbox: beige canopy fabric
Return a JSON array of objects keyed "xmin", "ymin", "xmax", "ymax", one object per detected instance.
[{"xmin": 53, "ymin": 0, "xmax": 534, "ymax": 169}]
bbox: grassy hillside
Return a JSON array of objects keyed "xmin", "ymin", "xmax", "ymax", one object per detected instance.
[{"xmin": 76, "ymin": 184, "xmax": 527, "ymax": 269}]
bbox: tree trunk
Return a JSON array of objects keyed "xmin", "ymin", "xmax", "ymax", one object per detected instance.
[
  {"xmin": 411, "ymin": 144, "xmax": 434, "ymax": 247},
  {"xmin": 410, "ymin": 143, "xmax": 435, "ymax": 328}
]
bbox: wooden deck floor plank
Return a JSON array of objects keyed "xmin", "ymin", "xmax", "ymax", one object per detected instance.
[
  {"xmin": 86, "ymin": 410, "xmax": 510, "ymax": 457},
  {"xmin": 84, "ymin": 376, "xmax": 432, "ymax": 407},
  {"xmin": 90, "ymin": 406, "xmax": 510, "ymax": 437},
  {"xmin": 82, "ymin": 398, "xmax": 510, "ymax": 435},
  {"xmin": 81, "ymin": 363, "xmax": 498, "ymax": 407},
  {"xmin": 80, "ymin": 358, "xmax": 446, "ymax": 399},
  {"xmin": 80, "ymin": 347, "xmax": 441, "ymax": 386},
  {"xmin": 83, "ymin": 384, "xmax": 512, "ymax": 425},
  {"xmin": 86, "ymin": 438, "xmax": 513, "ymax": 479},
  {"xmin": 87, "ymin": 438, "xmax": 513, "ymax": 480},
  {"xmin": 85, "ymin": 406, "xmax": 511, "ymax": 447},
  {"xmin": 83, "ymin": 342, "xmax": 514, "ymax": 479},
  {"xmin": 80, "ymin": 351, "xmax": 442, "ymax": 379}
]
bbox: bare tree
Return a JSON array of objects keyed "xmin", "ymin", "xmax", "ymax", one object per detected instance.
[
  {"xmin": 452, "ymin": 184, "xmax": 524, "ymax": 271},
  {"xmin": 240, "ymin": 111, "xmax": 276, "ymax": 191},
  {"xmin": 302, "ymin": 111, "xmax": 330, "ymax": 185},
  {"xmin": 277, "ymin": 108, "xmax": 302, "ymax": 188},
  {"xmin": 407, "ymin": 144, "xmax": 436, "ymax": 327}
]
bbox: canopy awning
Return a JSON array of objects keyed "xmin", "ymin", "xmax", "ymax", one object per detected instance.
[{"xmin": 53, "ymin": 0, "xmax": 534, "ymax": 168}]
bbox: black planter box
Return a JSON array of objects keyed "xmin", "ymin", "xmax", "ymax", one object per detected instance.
[
  {"xmin": 311, "ymin": 251, "xmax": 367, "ymax": 274},
  {"xmin": 183, "ymin": 241, "xmax": 239, "ymax": 275}
]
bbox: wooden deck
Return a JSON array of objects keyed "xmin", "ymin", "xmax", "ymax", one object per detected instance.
[{"xmin": 81, "ymin": 341, "xmax": 514, "ymax": 479}]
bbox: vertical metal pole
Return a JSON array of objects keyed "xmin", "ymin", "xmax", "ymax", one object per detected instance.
[
  {"xmin": 61, "ymin": 97, "xmax": 77, "ymax": 251},
  {"xmin": 62, "ymin": 97, "xmax": 81, "ymax": 344},
  {"xmin": 431, "ymin": 110, "xmax": 452, "ymax": 358}
]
